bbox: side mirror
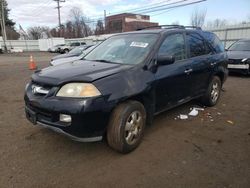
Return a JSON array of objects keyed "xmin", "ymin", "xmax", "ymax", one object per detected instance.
[
  {"xmin": 225, "ymin": 48, "xmax": 228, "ymax": 51},
  {"xmin": 157, "ymin": 55, "xmax": 175, "ymax": 66}
]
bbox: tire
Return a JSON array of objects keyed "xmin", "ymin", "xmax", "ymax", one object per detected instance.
[
  {"xmin": 200, "ymin": 76, "xmax": 222, "ymax": 107},
  {"xmin": 107, "ymin": 100, "xmax": 146, "ymax": 153},
  {"xmin": 63, "ymin": 49, "xmax": 69, "ymax": 53}
]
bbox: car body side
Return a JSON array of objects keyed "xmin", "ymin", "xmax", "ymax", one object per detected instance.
[{"xmin": 93, "ymin": 30, "xmax": 228, "ymax": 124}]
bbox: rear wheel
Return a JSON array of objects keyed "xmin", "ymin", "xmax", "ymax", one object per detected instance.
[
  {"xmin": 107, "ymin": 101, "xmax": 146, "ymax": 153},
  {"xmin": 200, "ymin": 76, "xmax": 221, "ymax": 106}
]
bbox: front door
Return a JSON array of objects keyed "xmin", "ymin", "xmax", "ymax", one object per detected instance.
[{"xmin": 155, "ymin": 32, "xmax": 193, "ymax": 112}]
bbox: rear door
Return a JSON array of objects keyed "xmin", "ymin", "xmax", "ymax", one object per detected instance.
[{"xmin": 185, "ymin": 31, "xmax": 214, "ymax": 96}]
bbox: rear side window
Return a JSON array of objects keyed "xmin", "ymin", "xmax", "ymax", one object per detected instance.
[
  {"xmin": 158, "ymin": 33, "xmax": 186, "ymax": 61},
  {"xmin": 71, "ymin": 43, "xmax": 80, "ymax": 46},
  {"xmin": 187, "ymin": 33, "xmax": 208, "ymax": 57},
  {"xmin": 202, "ymin": 32, "xmax": 224, "ymax": 53}
]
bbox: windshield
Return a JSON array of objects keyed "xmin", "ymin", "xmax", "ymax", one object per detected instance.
[
  {"xmin": 69, "ymin": 46, "xmax": 86, "ymax": 54},
  {"xmin": 82, "ymin": 45, "xmax": 96, "ymax": 56},
  {"xmin": 84, "ymin": 34, "xmax": 158, "ymax": 65},
  {"xmin": 228, "ymin": 41, "xmax": 250, "ymax": 51}
]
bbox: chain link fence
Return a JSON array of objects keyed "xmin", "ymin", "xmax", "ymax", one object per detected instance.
[{"xmin": 205, "ymin": 23, "xmax": 250, "ymax": 48}]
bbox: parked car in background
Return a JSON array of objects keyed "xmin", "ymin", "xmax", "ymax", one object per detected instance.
[
  {"xmin": 59, "ymin": 42, "xmax": 86, "ymax": 54},
  {"xmin": 24, "ymin": 25, "xmax": 228, "ymax": 153},
  {"xmin": 227, "ymin": 39, "xmax": 250, "ymax": 74},
  {"xmin": 50, "ymin": 45, "xmax": 96, "ymax": 66},
  {"xmin": 48, "ymin": 44, "xmax": 65, "ymax": 53},
  {"xmin": 51, "ymin": 45, "xmax": 94, "ymax": 61}
]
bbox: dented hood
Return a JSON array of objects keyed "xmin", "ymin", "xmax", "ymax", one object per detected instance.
[{"xmin": 32, "ymin": 60, "xmax": 132, "ymax": 86}]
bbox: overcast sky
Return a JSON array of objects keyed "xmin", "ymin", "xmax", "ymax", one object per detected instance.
[{"xmin": 7, "ymin": 0, "xmax": 250, "ymax": 30}]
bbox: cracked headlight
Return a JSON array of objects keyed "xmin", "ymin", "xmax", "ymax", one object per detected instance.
[{"xmin": 56, "ymin": 83, "xmax": 101, "ymax": 98}]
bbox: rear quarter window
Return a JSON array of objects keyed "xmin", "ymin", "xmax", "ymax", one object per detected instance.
[{"xmin": 203, "ymin": 32, "xmax": 224, "ymax": 53}]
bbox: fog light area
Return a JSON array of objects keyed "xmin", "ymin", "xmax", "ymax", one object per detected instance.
[{"xmin": 60, "ymin": 114, "xmax": 72, "ymax": 123}]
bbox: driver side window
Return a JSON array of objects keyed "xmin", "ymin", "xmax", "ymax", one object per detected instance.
[{"xmin": 158, "ymin": 33, "xmax": 186, "ymax": 61}]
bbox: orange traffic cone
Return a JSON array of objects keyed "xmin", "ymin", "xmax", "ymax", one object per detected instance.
[{"xmin": 29, "ymin": 55, "xmax": 37, "ymax": 70}]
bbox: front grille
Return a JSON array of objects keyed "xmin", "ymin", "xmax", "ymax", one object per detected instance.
[
  {"xmin": 26, "ymin": 103, "xmax": 51, "ymax": 118},
  {"xmin": 31, "ymin": 81, "xmax": 52, "ymax": 96},
  {"xmin": 26, "ymin": 103, "xmax": 59, "ymax": 123},
  {"xmin": 229, "ymin": 59, "xmax": 244, "ymax": 64}
]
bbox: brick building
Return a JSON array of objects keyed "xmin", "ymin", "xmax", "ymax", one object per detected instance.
[{"xmin": 105, "ymin": 13, "xmax": 158, "ymax": 34}]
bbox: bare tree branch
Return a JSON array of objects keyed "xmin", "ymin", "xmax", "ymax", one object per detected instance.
[{"xmin": 190, "ymin": 8, "xmax": 207, "ymax": 27}]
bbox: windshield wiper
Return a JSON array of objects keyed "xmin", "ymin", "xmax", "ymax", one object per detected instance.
[{"xmin": 92, "ymin": 59, "xmax": 119, "ymax": 64}]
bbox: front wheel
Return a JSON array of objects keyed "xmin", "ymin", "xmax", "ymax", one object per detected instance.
[
  {"xmin": 62, "ymin": 49, "xmax": 69, "ymax": 53},
  {"xmin": 107, "ymin": 101, "xmax": 146, "ymax": 153},
  {"xmin": 200, "ymin": 76, "xmax": 222, "ymax": 107}
]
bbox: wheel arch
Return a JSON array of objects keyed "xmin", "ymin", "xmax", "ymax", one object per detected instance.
[{"xmin": 125, "ymin": 90, "xmax": 156, "ymax": 126}]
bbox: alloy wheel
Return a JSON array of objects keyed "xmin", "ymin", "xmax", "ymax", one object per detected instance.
[
  {"xmin": 211, "ymin": 82, "xmax": 219, "ymax": 103},
  {"xmin": 125, "ymin": 111, "xmax": 143, "ymax": 145}
]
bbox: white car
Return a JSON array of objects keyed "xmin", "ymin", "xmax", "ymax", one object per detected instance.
[
  {"xmin": 48, "ymin": 44, "xmax": 65, "ymax": 53},
  {"xmin": 59, "ymin": 42, "xmax": 86, "ymax": 54}
]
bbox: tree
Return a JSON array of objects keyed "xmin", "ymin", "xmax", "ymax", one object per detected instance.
[
  {"xmin": 68, "ymin": 7, "xmax": 92, "ymax": 38},
  {"xmin": 0, "ymin": 0, "xmax": 19, "ymax": 39},
  {"xmin": 28, "ymin": 26, "xmax": 50, "ymax": 40},
  {"xmin": 95, "ymin": 20, "xmax": 105, "ymax": 35},
  {"xmin": 206, "ymin": 19, "xmax": 228, "ymax": 28},
  {"xmin": 190, "ymin": 8, "xmax": 207, "ymax": 28},
  {"xmin": 50, "ymin": 7, "xmax": 93, "ymax": 38}
]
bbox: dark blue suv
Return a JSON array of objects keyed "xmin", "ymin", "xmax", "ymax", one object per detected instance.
[{"xmin": 24, "ymin": 25, "xmax": 228, "ymax": 153}]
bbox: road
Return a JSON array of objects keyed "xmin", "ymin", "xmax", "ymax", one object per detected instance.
[{"xmin": 0, "ymin": 52, "xmax": 249, "ymax": 188}]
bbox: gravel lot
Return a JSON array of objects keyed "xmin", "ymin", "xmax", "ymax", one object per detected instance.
[{"xmin": 0, "ymin": 52, "xmax": 249, "ymax": 188}]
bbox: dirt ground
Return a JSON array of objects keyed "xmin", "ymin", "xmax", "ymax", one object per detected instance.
[{"xmin": 0, "ymin": 52, "xmax": 249, "ymax": 188}]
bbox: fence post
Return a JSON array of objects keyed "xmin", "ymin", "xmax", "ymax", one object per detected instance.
[{"xmin": 224, "ymin": 29, "xmax": 228, "ymax": 48}]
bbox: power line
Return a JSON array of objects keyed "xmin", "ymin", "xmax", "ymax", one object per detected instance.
[
  {"xmin": 79, "ymin": 0, "xmax": 185, "ymax": 23},
  {"xmin": 16, "ymin": 0, "xmax": 206, "ymax": 29},
  {"xmin": 90, "ymin": 0, "xmax": 172, "ymax": 19},
  {"xmin": 150, "ymin": 0, "xmax": 206, "ymax": 16},
  {"xmin": 85, "ymin": 0, "xmax": 206, "ymax": 24},
  {"xmin": 81, "ymin": 0, "xmax": 206, "ymax": 24},
  {"xmin": 96, "ymin": 0, "xmax": 172, "ymax": 17},
  {"xmin": 114, "ymin": 0, "xmax": 188, "ymax": 15},
  {"xmin": 140, "ymin": 0, "xmax": 206, "ymax": 15},
  {"xmin": 29, "ymin": 1, "xmax": 54, "ymax": 18},
  {"xmin": 30, "ymin": 0, "xmax": 53, "ymax": 13}
]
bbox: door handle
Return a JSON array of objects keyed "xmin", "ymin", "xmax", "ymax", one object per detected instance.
[{"xmin": 184, "ymin": 68, "xmax": 193, "ymax": 74}]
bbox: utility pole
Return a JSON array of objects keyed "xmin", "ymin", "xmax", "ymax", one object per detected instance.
[
  {"xmin": 54, "ymin": 0, "xmax": 65, "ymax": 28},
  {"xmin": 0, "ymin": 0, "xmax": 7, "ymax": 52},
  {"xmin": 104, "ymin": 10, "xmax": 106, "ymax": 33}
]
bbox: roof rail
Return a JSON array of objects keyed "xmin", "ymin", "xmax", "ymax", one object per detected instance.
[
  {"xmin": 184, "ymin": 26, "xmax": 202, "ymax": 30},
  {"xmin": 137, "ymin": 25, "xmax": 202, "ymax": 31},
  {"xmin": 137, "ymin": 25, "xmax": 185, "ymax": 31}
]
